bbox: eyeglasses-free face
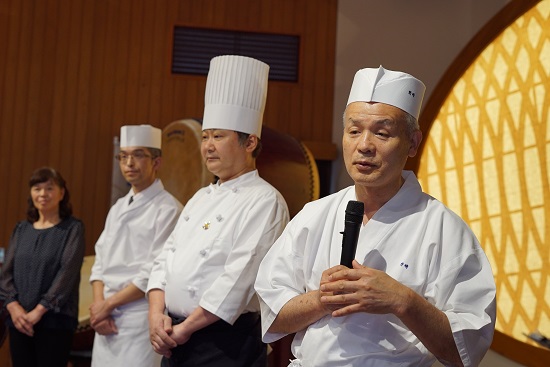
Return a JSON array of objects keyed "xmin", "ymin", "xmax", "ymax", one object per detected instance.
[{"xmin": 30, "ymin": 179, "xmax": 65, "ymax": 215}]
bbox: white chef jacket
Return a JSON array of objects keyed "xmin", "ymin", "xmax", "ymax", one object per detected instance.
[
  {"xmin": 255, "ymin": 171, "xmax": 496, "ymax": 367},
  {"xmin": 148, "ymin": 170, "xmax": 289, "ymax": 324},
  {"xmin": 90, "ymin": 178, "xmax": 182, "ymax": 367}
]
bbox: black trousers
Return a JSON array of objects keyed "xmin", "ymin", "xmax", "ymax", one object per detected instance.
[
  {"xmin": 161, "ymin": 313, "xmax": 267, "ymax": 367},
  {"xmin": 8, "ymin": 326, "xmax": 74, "ymax": 367}
]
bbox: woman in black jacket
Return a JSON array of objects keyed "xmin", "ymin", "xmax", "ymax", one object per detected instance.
[{"xmin": 0, "ymin": 167, "xmax": 85, "ymax": 367}]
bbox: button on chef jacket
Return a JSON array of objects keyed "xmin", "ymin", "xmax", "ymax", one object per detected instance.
[{"xmin": 148, "ymin": 170, "xmax": 289, "ymax": 324}]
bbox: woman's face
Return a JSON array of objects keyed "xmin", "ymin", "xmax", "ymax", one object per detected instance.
[{"xmin": 30, "ymin": 179, "xmax": 65, "ymax": 214}]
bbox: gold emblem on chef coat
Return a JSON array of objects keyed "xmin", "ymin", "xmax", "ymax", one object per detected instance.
[{"xmin": 202, "ymin": 221, "xmax": 210, "ymax": 230}]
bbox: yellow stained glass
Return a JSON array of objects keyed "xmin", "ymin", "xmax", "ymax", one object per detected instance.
[{"xmin": 417, "ymin": 0, "xmax": 550, "ymax": 345}]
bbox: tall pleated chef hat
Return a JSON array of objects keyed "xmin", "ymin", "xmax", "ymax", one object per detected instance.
[
  {"xmin": 202, "ymin": 55, "xmax": 269, "ymax": 138},
  {"xmin": 347, "ymin": 65, "xmax": 426, "ymax": 120},
  {"xmin": 120, "ymin": 124, "xmax": 162, "ymax": 149}
]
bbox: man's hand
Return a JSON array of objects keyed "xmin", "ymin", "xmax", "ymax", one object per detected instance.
[
  {"xmin": 319, "ymin": 260, "xmax": 411, "ymax": 317},
  {"xmin": 319, "ymin": 264, "xmax": 352, "ymax": 313},
  {"xmin": 267, "ymin": 268, "xmax": 344, "ymax": 335},
  {"xmin": 171, "ymin": 321, "xmax": 193, "ymax": 346},
  {"xmin": 91, "ymin": 316, "xmax": 118, "ymax": 335},
  {"xmin": 149, "ymin": 311, "xmax": 177, "ymax": 358},
  {"xmin": 89, "ymin": 299, "xmax": 113, "ymax": 326}
]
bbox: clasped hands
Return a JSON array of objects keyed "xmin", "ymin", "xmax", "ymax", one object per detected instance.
[
  {"xmin": 89, "ymin": 299, "xmax": 118, "ymax": 335},
  {"xmin": 318, "ymin": 260, "xmax": 410, "ymax": 318},
  {"xmin": 148, "ymin": 313, "xmax": 191, "ymax": 358},
  {"xmin": 6, "ymin": 302, "xmax": 43, "ymax": 337}
]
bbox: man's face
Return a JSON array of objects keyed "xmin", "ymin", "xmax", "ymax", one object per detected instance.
[
  {"xmin": 201, "ymin": 129, "xmax": 250, "ymax": 183},
  {"xmin": 342, "ymin": 102, "xmax": 422, "ymax": 191},
  {"xmin": 118, "ymin": 147, "xmax": 159, "ymax": 192}
]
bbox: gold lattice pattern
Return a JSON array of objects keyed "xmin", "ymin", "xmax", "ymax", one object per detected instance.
[{"xmin": 417, "ymin": 1, "xmax": 550, "ymax": 344}]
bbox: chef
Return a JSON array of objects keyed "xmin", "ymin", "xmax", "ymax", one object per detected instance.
[
  {"xmin": 254, "ymin": 66, "xmax": 497, "ymax": 367},
  {"xmin": 89, "ymin": 124, "xmax": 183, "ymax": 366},
  {"xmin": 147, "ymin": 55, "xmax": 289, "ymax": 367}
]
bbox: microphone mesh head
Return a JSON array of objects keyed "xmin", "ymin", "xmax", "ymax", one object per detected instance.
[{"xmin": 345, "ymin": 200, "xmax": 364, "ymax": 222}]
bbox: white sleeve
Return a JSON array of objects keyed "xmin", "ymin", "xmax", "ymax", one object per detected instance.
[
  {"xmin": 428, "ymin": 215, "xmax": 497, "ymax": 367},
  {"xmin": 89, "ymin": 216, "xmax": 110, "ymax": 284},
  {"xmin": 199, "ymin": 192, "xmax": 289, "ymax": 324},
  {"xmin": 255, "ymin": 217, "xmax": 310, "ymax": 343},
  {"xmin": 133, "ymin": 202, "xmax": 181, "ymax": 292},
  {"xmin": 147, "ymin": 216, "xmax": 180, "ymax": 293},
  {"xmin": 441, "ymin": 248, "xmax": 496, "ymax": 367}
]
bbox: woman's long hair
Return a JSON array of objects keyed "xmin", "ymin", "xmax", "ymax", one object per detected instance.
[{"xmin": 27, "ymin": 167, "xmax": 73, "ymax": 223}]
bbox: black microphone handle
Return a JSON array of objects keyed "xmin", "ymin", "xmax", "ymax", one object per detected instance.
[{"xmin": 340, "ymin": 219, "xmax": 361, "ymax": 267}]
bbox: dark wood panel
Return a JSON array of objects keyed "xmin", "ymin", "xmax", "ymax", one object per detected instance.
[
  {"xmin": 85, "ymin": 0, "xmax": 111, "ymax": 248},
  {"xmin": 0, "ymin": 3, "xmax": 337, "ymax": 363},
  {"xmin": 70, "ymin": 0, "xmax": 95, "ymax": 229},
  {"xmin": 7, "ymin": 0, "xmax": 33, "ymax": 238},
  {"xmin": 50, "ymin": 0, "xmax": 70, "ymax": 167},
  {"xmin": 0, "ymin": 0, "xmax": 337, "ymax": 269},
  {"xmin": 0, "ymin": 0, "xmax": 19, "ymax": 242},
  {"xmin": 491, "ymin": 329, "xmax": 550, "ymax": 367},
  {"xmin": 61, "ymin": 0, "xmax": 81, "ymax": 170}
]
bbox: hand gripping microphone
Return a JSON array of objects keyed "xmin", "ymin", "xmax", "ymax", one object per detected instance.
[{"xmin": 340, "ymin": 200, "xmax": 364, "ymax": 268}]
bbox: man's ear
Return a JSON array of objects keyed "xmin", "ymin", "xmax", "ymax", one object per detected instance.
[
  {"xmin": 152, "ymin": 156, "xmax": 162, "ymax": 170},
  {"xmin": 408, "ymin": 130, "xmax": 423, "ymax": 158},
  {"xmin": 245, "ymin": 135, "xmax": 259, "ymax": 152}
]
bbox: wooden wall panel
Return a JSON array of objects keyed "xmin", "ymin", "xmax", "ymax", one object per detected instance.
[{"xmin": 0, "ymin": 0, "xmax": 337, "ymax": 261}]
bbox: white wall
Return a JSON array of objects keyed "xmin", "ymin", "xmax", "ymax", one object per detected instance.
[
  {"xmin": 333, "ymin": 1, "xmax": 525, "ymax": 366},
  {"xmin": 332, "ymin": 0, "xmax": 512, "ymax": 190}
]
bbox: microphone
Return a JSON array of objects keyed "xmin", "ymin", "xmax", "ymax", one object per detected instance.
[{"xmin": 340, "ymin": 200, "xmax": 364, "ymax": 267}]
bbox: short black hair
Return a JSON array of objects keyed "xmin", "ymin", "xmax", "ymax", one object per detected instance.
[
  {"xmin": 236, "ymin": 132, "xmax": 263, "ymax": 158},
  {"xmin": 147, "ymin": 147, "xmax": 162, "ymax": 159}
]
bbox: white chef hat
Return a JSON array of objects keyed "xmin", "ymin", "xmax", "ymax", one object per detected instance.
[
  {"xmin": 202, "ymin": 55, "xmax": 269, "ymax": 138},
  {"xmin": 120, "ymin": 124, "xmax": 162, "ymax": 149},
  {"xmin": 347, "ymin": 66, "xmax": 426, "ymax": 120}
]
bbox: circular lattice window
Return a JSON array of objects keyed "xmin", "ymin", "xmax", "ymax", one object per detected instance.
[{"xmin": 415, "ymin": 0, "xmax": 550, "ymax": 363}]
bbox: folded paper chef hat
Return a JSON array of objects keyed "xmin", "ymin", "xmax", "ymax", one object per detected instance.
[
  {"xmin": 120, "ymin": 124, "xmax": 162, "ymax": 149},
  {"xmin": 202, "ymin": 55, "xmax": 269, "ymax": 138},
  {"xmin": 347, "ymin": 66, "xmax": 426, "ymax": 120}
]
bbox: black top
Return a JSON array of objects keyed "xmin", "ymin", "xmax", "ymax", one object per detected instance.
[{"xmin": 0, "ymin": 216, "xmax": 85, "ymax": 329}]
